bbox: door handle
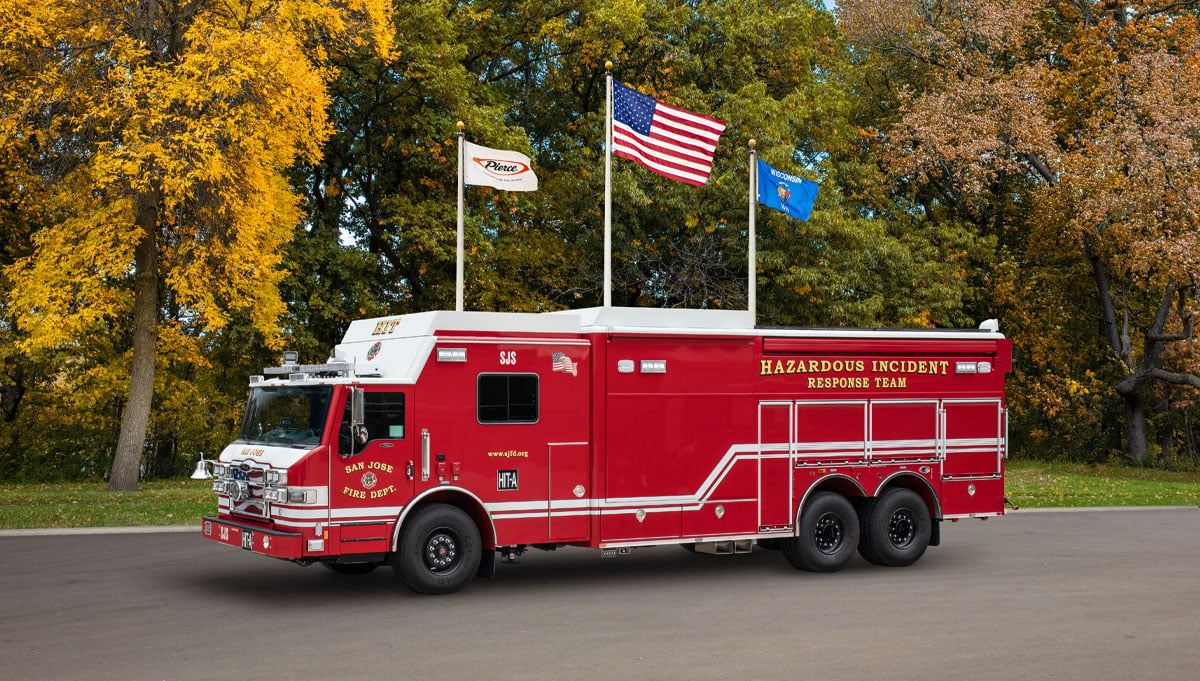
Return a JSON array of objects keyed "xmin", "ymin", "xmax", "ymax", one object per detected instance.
[{"xmin": 421, "ymin": 429, "xmax": 431, "ymax": 482}]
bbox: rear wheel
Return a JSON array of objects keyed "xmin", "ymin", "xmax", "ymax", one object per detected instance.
[
  {"xmin": 780, "ymin": 492, "xmax": 859, "ymax": 572},
  {"xmin": 391, "ymin": 503, "xmax": 481, "ymax": 594},
  {"xmin": 857, "ymin": 488, "xmax": 932, "ymax": 567}
]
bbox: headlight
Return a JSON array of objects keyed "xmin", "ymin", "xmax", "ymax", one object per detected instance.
[
  {"xmin": 263, "ymin": 487, "xmax": 287, "ymax": 503},
  {"xmin": 212, "ymin": 463, "xmax": 226, "ymax": 477},
  {"xmin": 211, "ymin": 480, "xmax": 226, "ymax": 494},
  {"xmin": 264, "ymin": 468, "xmax": 287, "ymax": 485}
]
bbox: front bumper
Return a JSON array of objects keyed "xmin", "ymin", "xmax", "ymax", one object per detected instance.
[{"xmin": 201, "ymin": 516, "xmax": 304, "ymax": 559}]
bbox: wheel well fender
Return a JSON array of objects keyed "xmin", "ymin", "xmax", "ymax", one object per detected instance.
[
  {"xmin": 875, "ymin": 472, "xmax": 941, "ymax": 546},
  {"xmin": 876, "ymin": 471, "xmax": 941, "ymax": 518},
  {"xmin": 794, "ymin": 473, "xmax": 867, "ymax": 528},
  {"xmin": 391, "ymin": 486, "xmax": 496, "ymax": 551}
]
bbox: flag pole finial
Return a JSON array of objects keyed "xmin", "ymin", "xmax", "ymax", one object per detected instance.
[
  {"xmin": 749, "ymin": 138, "xmax": 756, "ymax": 150},
  {"xmin": 457, "ymin": 120, "xmax": 464, "ymax": 131},
  {"xmin": 605, "ymin": 60, "xmax": 613, "ymax": 71}
]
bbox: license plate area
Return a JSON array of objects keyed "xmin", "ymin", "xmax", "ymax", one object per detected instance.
[{"xmin": 241, "ymin": 530, "xmax": 254, "ymax": 550}]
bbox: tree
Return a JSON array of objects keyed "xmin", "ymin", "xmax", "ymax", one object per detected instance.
[
  {"xmin": 293, "ymin": 0, "xmax": 982, "ymax": 329},
  {"xmin": 0, "ymin": 1, "xmax": 393, "ymax": 489},
  {"xmin": 839, "ymin": 0, "xmax": 1200, "ymax": 461}
]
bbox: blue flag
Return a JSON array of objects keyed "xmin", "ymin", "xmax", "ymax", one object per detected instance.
[{"xmin": 757, "ymin": 158, "xmax": 818, "ymax": 221}]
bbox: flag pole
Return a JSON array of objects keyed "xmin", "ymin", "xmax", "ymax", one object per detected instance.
[
  {"xmin": 604, "ymin": 61, "xmax": 614, "ymax": 308},
  {"xmin": 748, "ymin": 139, "xmax": 757, "ymax": 324},
  {"xmin": 456, "ymin": 121, "xmax": 465, "ymax": 312}
]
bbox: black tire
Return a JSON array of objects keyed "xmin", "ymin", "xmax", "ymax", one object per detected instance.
[
  {"xmin": 780, "ymin": 491, "xmax": 859, "ymax": 572},
  {"xmin": 390, "ymin": 503, "xmax": 481, "ymax": 594},
  {"xmin": 857, "ymin": 488, "xmax": 932, "ymax": 567},
  {"xmin": 321, "ymin": 561, "xmax": 378, "ymax": 575}
]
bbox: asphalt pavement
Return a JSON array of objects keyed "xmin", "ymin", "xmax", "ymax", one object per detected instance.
[{"xmin": 1, "ymin": 507, "xmax": 1198, "ymax": 681}]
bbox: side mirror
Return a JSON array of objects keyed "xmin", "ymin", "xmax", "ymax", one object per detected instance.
[
  {"xmin": 351, "ymin": 387, "xmax": 365, "ymax": 427},
  {"xmin": 340, "ymin": 387, "xmax": 368, "ymax": 458}
]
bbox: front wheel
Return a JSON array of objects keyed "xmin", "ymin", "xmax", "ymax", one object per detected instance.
[
  {"xmin": 780, "ymin": 491, "xmax": 859, "ymax": 572},
  {"xmin": 391, "ymin": 503, "xmax": 481, "ymax": 594},
  {"xmin": 857, "ymin": 488, "xmax": 932, "ymax": 567}
]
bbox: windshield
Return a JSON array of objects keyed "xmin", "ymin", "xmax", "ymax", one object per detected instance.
[{"xmin": 238, "ymin": 385, "xmax": 334, "ymax": 447}]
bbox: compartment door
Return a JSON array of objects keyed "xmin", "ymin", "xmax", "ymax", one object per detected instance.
[
  {"xmin": 869, "ymin": 400, "xmax": 939, "ymax": 464},
  {"xmin": 549, "ymin": 442, "xmax": 590, "ymax": 540},
  {"xmin": 758, "ymin": 401, "xmax": 794, "ymax": 530},
  {"xmin": 941, "ymin": 399, "xmax": 1004, "ymax": 477}
]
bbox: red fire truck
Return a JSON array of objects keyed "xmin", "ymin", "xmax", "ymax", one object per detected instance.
[{"xmin": 202, "ymin": 307, "xmax": 1010, "ymax": 593}]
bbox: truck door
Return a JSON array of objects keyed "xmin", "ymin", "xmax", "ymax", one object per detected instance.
[
  {"xmin": 328, "ymin": 387, "xmax": 415, "ymax": 551},
  {"xmin": 467, "ymin": 342, "xmax": 591, "ymax": 545}
]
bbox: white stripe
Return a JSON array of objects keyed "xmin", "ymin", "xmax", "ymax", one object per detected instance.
[
  {"xmin": 331, "ymin": 506, "xmax": 405, "ymax": 520},
  {"xmin": 613, "ymin": 129, "xmax": 714, "ymax": 182},
  {"xmin": 436, "ymin": 336, "xmax": 590, "ymax": 346},
  {"xmin": 655, "ymin": 101, "xmax": 727, "ymax": 137},
  {"xmin": 613, "ymin": 129, "xmax": 714, "ymax": 169},
  {"xmin": 271, "ymin": 507, "xmax": 330, "ymax": 520},
  {"xmin": 794, "ymin": 440, "xmax": 867, "ymax": 453},
  {"xmin": 649, "ymin": 117, "xmax": 722, "ymax": 152}
]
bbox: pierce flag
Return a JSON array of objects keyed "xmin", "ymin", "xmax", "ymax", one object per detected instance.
[
  {"xmin": 611, "ymin": 81, "xmax": 726, "ymax": 186},
  {"xmin": 756, "ymin": 158, "xmax": 818, "ymax": 221},
  {"xmin": 463, "ymin": 141, "xmax": 538, "ymax": 191}
]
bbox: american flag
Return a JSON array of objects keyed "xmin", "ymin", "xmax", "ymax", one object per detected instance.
[
  {"xmin": 551, "ymin": 352, "xmax": 577, "ymax": 376},
  {"xmin": 612, "ymin": 80, "xmax": 726, "ymax": 186}
]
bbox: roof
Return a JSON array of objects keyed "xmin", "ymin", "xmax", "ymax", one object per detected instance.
[
  {"xmin": 258, "ymin": 307, "xmax": 1004, "ymax": 386},
  {"xmin": 339, "ymin": 306, "xmax": 1003, "ymax": 342}
]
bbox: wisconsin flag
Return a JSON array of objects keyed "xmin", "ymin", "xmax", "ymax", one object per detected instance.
[
  {"xmin": 463, "ymin": 141, "xmax": 538, "ymax": 191},
  {"xmin": 612, "ymin": 80, "xmax": 726, "ymax": 186},
  {"xmin": 757, "ymin": 158, "xmax": 818, "ymax": 221}
]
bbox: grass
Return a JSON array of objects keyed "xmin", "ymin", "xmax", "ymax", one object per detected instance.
[
  {"xmin": 1, "ymin": 462, "xmax": 1197, "ymax": 530},
  {"xmin": 0, "ymin": 479, "xmax": 216, "ymax": 530},
  {"xmin": 1006, "ymin": 461, "xmax": 1200, "ymax": 508}
]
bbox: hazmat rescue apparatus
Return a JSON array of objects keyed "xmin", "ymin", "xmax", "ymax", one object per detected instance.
[{"xmin": 202, "ymin": 307, "xmax": 1011, "ymax": 594}]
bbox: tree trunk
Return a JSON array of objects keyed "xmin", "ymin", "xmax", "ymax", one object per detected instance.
[
  {"xmin": 108, "ymin": 194, "xmax": 160, "ymax": 492},
  {"xmin": 1122, "ymin": 391, "xmax": 1148, "ymax": 463}
]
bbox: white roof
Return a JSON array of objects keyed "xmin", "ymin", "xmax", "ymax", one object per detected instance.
[
  {"xmin": 263, "ymin": 307, "xmax": 1003, "ymax": 386},
  {"xmin": 339, "ymin": 306, "xmax": 1004, "ymax": 342}
]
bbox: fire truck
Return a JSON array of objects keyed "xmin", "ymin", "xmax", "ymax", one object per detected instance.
[{"xmin": 202, "ymin": 306, "xmax": 1010, "ymax": 594}]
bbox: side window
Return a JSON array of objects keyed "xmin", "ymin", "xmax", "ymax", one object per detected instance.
[
  {"xmin": 478, "ymin": 374, "xmax": 539, "ymax": 424},
  {"xmin": 338, "ymin": 391, "xmax": 405, "ymax": 458},
  {"xmin": 365, "ymin": 392, "xmax": 406, "ymax": 441}
]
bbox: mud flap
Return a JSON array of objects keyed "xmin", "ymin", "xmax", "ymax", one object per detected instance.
[{"xmin": 476, "ymin": 547, "xmax": 496, "ymax": 579}]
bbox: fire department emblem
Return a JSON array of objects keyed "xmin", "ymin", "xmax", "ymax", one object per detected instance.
[
  {"xmin": 366, "ymin": 341, "xmax": 382, "ymax": 361},
  {"xmin": 361, "ymin": 471, "xmax": 377, "ymax": 489}
]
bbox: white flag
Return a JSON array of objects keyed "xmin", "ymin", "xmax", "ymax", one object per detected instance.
[{"xmin": 463, "ymin": 141, "xmax": 538, "ymax": 191}]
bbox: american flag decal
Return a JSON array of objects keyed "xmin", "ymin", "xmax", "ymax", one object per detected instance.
[{"xmin": 551, "ymin": 352, "xmax": 578, "ymax": 376}]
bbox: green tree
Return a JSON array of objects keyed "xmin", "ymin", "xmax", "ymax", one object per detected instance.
[{"xmin": 294, "ymin": 0, "xmax": 983, "ymax": 332}]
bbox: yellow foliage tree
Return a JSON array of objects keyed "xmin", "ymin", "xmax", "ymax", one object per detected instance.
[{"xmin": 0, "ymin": 1, "xmax": 392, "ymax": 490}]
